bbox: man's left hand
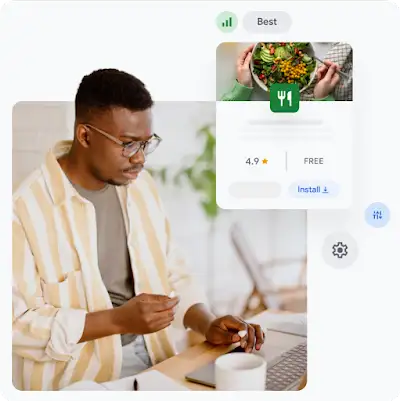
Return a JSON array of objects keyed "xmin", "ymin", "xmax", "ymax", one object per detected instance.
[{"xmin": 205, "ymin": 315, "xmax": 265, "ymax": 353}]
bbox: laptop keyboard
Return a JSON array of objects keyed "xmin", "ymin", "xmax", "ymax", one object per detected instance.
[{"xmin": 266, "ymin": 342, "xmax": 307, "ymax": 391}]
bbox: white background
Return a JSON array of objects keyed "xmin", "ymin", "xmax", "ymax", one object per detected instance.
[{"xmin": 1, "ymin": 1, "xmax": 400, "ymax": 401}]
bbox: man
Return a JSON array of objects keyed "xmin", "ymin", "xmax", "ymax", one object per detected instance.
[{"xmin": 12, "ymin": 68, "xmax": 265, "ymax": 391}]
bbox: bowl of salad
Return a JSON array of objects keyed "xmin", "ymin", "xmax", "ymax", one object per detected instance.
[{"xmin": 250, "ymin": 42, "xmax": 317, "ymax": 93}]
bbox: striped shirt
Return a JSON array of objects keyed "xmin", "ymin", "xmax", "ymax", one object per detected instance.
[{"xmin": 12, "ymin": 140, "xmax": 207, "ymax": 391}]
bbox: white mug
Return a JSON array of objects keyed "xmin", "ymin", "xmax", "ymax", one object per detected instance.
[{"xmin": 215, "ymin": 353, "xmax": 267, "ymax": 391}]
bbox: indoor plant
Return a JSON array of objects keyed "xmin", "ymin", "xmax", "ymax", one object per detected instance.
[{"xmin": 148, "ymin": 123, "xmax": 220, "ymax": 305}]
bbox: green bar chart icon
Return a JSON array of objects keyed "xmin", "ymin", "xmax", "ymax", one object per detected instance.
[
  {"xmin": 222, "ymin": 17, "xmax": 232, "ymax": 27},
  {"xmin": 216, "ymin": 11, "xmax": 238, "ymax": 32}
]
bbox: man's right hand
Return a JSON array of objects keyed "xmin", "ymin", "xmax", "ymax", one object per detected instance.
[
  {"xmin": 79, "ymin": 293, "xmax": 179, "ymax": 343},
  {"xmin": 113, "ymin": 293, "xmax": 180, "ymax": 335}
]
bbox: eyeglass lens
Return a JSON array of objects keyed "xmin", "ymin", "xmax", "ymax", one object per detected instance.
[{"xmin": 122, "ymin": 137, "xmax": 160, "ymax": 157}]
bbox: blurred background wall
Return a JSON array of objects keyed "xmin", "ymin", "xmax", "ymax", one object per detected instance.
[{"xmin": 12, "ymin": 101, "xmax": 307, "ymax": 317}]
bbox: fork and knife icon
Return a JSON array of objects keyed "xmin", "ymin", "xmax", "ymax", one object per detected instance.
[{"xmin": 277, "ymin": 90, "xmax": 292, "ymax": 107}]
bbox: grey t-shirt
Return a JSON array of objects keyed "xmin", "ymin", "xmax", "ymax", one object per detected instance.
[{"xmin": 72, "ymin": 183, "xmax": 136, "ymax": 346}]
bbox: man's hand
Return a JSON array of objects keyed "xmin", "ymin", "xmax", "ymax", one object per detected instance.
[
  {"xmin": 205, "ymin": 315, "xmax": 265, "ymax": 353},
  {"xmin": 314, "ymin": 60, "xmax": 340, "ymax": 99},
  {"xmin": 236, "ymin": 44, "xmax": 255, "ymax": 88},
  {"xmin": 113, "ymin": 293, "xmax": 179, "ymax": 335}
]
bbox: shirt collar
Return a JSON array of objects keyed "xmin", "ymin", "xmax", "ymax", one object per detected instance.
[
  {"xmin": 41, "ymin": 140, "xmax": 81, "ymax": 206},
  {"xmin": 41, "ymin": 140, "xmax": 129, "ymax": 207}
]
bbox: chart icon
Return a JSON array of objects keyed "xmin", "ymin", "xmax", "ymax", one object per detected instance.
[{"xmin": 216, "ymin": 11, "xmax": 238, "ymax": 33}]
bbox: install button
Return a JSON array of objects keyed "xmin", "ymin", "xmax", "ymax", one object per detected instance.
[
  {"xmin": 289, "ymin": 181, "xmax": 340, "ymax": 198},
  {"xmin": 243, "ymin": 11, "xmax": 292, "ymax": 33}
]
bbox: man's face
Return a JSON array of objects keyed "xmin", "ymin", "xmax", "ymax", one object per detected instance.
[{"xmin": 83, "ymin": 107, "xmax": 153, "ymax": 186}]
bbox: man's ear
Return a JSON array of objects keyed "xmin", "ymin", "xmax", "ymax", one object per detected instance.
[{"xmin": 76, "ymin": 124, "xmax": 91, "ymax": 149}]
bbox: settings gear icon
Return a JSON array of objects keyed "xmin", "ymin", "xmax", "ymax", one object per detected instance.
[{"xmin": 332, "ymin": 242, "xmax": 348, "ymax": 259}]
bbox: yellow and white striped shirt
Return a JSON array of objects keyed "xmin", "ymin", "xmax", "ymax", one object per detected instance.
[{"xmin": 12, "ymin": 141, "xmax": 207, "ymax": 391}]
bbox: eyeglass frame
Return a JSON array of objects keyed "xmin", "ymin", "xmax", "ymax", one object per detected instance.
[{"xmin": 83, "ymin": 123, "xmax": 162, "ymax": 158}]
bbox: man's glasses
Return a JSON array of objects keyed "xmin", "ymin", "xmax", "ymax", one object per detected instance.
[{"xmin": 84, "ymin": 123, "xmax": 162, "ymax": 158}]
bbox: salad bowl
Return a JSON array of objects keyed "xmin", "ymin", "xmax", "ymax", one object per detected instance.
[{"xmin": 250, "ymin": 42, "xmax": 317, "ymax": 93}]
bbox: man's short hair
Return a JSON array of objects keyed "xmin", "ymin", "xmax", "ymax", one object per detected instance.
[{"xmin": 75, "ymin": 68, "xmax": 153, "ymax": 121}]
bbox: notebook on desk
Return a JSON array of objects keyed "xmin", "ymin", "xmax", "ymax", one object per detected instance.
[
  {"xmin": 266, "ymin": 320, "xmax": 307, "ymax": 337},
  {"xmin": 61, "ymin": 370, "xmax": 189, "ymax": 391},
  {"xmin": 103, "ymin": 370, "xmax": 189, "ymax": 391}
]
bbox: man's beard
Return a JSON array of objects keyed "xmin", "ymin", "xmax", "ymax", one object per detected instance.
[
  {"xmin": 89, "ymin": 165, "xmax": 123, "ymax": 187},
  {"xmin": 90, "ymin": 165, "xmax": 142, "ymax": 187}
]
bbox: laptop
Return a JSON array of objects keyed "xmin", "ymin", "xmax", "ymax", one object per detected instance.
[{"xmin": 185, "ymin": 323, "xmax": 307, "ymax": 391}]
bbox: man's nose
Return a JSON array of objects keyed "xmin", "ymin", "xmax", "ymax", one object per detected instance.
[{"xmin": 129, "ymin": 148, "xmax": 145, "ymax": 165}]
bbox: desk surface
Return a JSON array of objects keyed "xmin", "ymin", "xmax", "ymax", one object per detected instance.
[{"xmin": 146, "ymin": 311, "xmax": 307, "ymax": 391}]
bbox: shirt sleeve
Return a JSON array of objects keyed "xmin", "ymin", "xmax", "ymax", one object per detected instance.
[
  {"xmin": 12, "ymin": 214, "xmax": 87, "ymax": 362},
  {"xmin": 220, "ymin": 80, "xmax": 254, "ymax": 101},
  {"xmin": 164, "ymin": 218, "xmax": 209, "ymax": 330}
]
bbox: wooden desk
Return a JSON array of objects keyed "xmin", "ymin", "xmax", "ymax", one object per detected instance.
[{"xmin": 146, "ymin": 311, "xmax": 307, "ymax": 391}]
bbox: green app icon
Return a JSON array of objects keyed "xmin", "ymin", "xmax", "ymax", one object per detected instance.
[
  {"xmin": 216, "ymin": 11, "xmax": 238, "ymax": 33},
  {"xmin": 270, "ymin": 84, "xmax": 300, "ymax": 113}
]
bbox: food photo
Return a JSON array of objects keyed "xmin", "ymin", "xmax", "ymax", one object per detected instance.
[
  {"xmin": 216, "ymin": 42, "xmax": 353, "ymax": 101},
  {"xmin": 251, "ymin": 42, "xmax": 317, "ymax": 92}
]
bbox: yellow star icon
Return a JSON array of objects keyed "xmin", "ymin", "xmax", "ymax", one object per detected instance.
[{"xmin": 262, "ymin": 158, "xmax": 268, "ymax": 164}]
